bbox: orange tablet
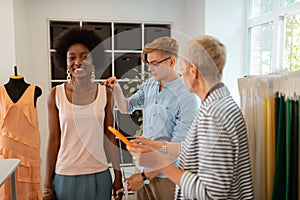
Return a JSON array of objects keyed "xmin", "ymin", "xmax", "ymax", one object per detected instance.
[{"xmin": 108, "ymin": 126, "xmax": 133, "ymax": 147}]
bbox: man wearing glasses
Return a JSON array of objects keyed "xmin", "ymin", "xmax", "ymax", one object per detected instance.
[{"xmin": 103, "ymin": 36, "xmax": 198, "ymax": 200}]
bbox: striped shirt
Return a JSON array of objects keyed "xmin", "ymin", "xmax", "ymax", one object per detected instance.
[{"xmin": 175, "ymin": 86, "xmax": 254, "ymax": 199}]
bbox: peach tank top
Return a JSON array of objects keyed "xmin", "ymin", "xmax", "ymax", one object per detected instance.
[{"xmin": 55, "ymin": 84, "xmax": 108, "ymax": 175}]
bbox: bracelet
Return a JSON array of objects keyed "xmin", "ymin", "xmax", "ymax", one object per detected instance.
[
  {"xmin": 43, "ymin": 187, "xmax": 53, "ymax": 192},
  {"xmin": 161, "ymin": 142, "xmax": 168, "ymax": 154},
  {"xmin": 43, "ymin": 188, "xmax": 54, "ymax": 196}
]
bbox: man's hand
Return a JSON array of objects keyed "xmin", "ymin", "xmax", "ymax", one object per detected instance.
[
  {"xmin": 116, "ymin": 173, "xmax": 145, "ymax": 194},
  {"xmin": 125, "ymin": 173, "xmax": 145, "ymax": 191},
  {"xmin": 101, "ymin": 76, "xmax": 119, "ymax": 91}
]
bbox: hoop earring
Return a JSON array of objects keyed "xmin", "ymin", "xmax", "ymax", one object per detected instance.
[
  {"xmin": 91, "ymin": 67, "xmax": 95, "ymax": 83},
  {"xmin": 66, "ymin": 69, "xmax": 71, "ymax": 84}
]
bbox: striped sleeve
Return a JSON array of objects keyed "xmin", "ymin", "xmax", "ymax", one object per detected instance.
[
  {"xmin": 179, "ymin": 115, "xmax": 235, "ymax": 199},
  {"xmin": 180, "ymin": 171, "xmax": 206, "ymax": 199}
]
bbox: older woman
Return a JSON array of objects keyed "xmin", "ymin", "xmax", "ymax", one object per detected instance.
[{"xmin": 127, "ymin": 35, "xmax": 254, "ymax": 199}]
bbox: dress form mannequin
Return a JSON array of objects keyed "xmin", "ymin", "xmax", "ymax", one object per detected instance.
[
  {"xmin": 4, "ymin": 66, "xmax": 42, "ymax": 107},
  {"xmin": 0, "ymin": 66, "xmax": 43, "ymax": 199}
]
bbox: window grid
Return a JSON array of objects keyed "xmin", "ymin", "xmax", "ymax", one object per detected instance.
[{"xmin": 247, "ymin": 0, "xmax": 300, "ymax": 75}]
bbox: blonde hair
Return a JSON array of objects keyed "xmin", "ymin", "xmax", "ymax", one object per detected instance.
[
  {"xmin": 142, "ymin": 36, "xmax": 179, "ymax": 63},
  {"xmin": 182, "ymin": 35, "xmax": 226, "ymax": 82}
]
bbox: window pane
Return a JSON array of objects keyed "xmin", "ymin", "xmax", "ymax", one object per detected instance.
[
  {"xmin": 248, "ymin": 22, "xmax": 273, "ymax": 75},
  {"xmin": 284, "ymin": 14, "xmax": 300, "ymax": 71},
  {"xmin": 250, "ymin": 0, "xmax": 274, "ymax": 18},
  {"xmin": 285, "ymin": 0, "xmax": 300, "ymax": 6}
]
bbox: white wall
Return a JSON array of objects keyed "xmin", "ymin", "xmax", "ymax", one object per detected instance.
[
  {"xmin": 174, "ymin": 0, "xmax": 205, "ymax": 63},
  {"xmin": 13, "ymin": 0, "xmax": 29, "ymax": 77},
  {"xmin": 0, "ymin": 0, "xmax": 16, "ymax": 81},
  {"xmin": 184, "ymin": 0, "xmax": 205, "ymax": 38},
  {"xmin": 9, "ymin": 0, "xmax": 206, "ymax": 187},
  {"xmin": 205, "ymin": 0, "xmax": 247, "ymax": 104}
]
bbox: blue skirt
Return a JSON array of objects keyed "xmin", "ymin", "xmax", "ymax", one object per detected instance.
[{"xmin": 53, "ymin": 169, "xmax": 112, "ymax": 200}]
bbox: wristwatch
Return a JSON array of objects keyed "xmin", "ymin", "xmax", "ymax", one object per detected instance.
[{"xmin": 141, "ymin": 171, "xmax": 150, "ymax": 184}]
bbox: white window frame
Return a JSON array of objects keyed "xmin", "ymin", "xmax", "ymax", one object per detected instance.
[{"xmin": 247, "ymin": 0, "xmax": 300, "ymax": 75}]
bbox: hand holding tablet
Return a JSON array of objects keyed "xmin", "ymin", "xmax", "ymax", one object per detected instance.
[{"xmin": 108, "ymin": 126, "xmax": 133, "ymax": 147}]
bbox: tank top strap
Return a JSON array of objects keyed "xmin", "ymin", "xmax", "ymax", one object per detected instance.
[
  {"xmin": 55, "ymin": 84, "xmax": 66, "ymax": 108},
  {"xmin": 96, "ymin": 84, "xmax": 107, "ymax": 106}
]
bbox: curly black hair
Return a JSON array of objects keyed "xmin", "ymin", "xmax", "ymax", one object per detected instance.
[{"xmin": 53, "ymin": 26, "xmax": 107, "ymax": 77}]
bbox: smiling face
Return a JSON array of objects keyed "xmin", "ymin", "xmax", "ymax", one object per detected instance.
[{"xmin": 67, "ymin": 43, "xmax": 93, "ymax": 80}]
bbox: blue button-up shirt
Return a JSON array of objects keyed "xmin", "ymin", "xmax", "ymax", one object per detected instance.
[{"xmin": 128, "ymin": 76, "xmax": 199, "ymax": 142}]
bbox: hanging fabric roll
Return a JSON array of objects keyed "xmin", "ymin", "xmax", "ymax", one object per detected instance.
[
  {"xmin": 272, "ymin": 94, "xmax": 286, "ymax": 200},
  {"xmin": 290, "ymin": 97, "xmax": 299, "ymax": 200},
  {"xmin": 264, "ymin": 93, "xmax": 276, "ymax": 200},
  {"xmin": 285, "ymin": 98, "xmax": 292, "ymax": 200}
]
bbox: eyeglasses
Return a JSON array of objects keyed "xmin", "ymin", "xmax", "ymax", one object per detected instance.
[{"xmin": 146, "ymin": 57, "xmax": 171, "ymax": 67}]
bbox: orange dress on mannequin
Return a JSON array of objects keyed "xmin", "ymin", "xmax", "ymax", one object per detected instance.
[{"xmin": 0, "ymin": 85, "xmax": 42, "ymax": 200}]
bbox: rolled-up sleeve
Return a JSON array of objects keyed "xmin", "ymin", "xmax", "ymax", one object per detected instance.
[
  {"xmin": 171, "ymin": 94, "xmax": 198, "ymax": 142},
  {"xmin": 128, "ymin": 85, "xmax": 145, "ymax": 114}
]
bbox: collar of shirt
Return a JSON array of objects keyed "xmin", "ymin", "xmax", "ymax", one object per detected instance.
[
  {"xmin": 203, "ymin": 82, "xmax": 225, "ymax": 101},
  {"xmin": 157, "ymin": 76, "xmax": 182, "ymax": 90}
]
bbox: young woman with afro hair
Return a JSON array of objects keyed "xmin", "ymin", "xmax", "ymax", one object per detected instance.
[{"xmin": 43, "ymin": 27, "xmax": 123, "ymax": 200}]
